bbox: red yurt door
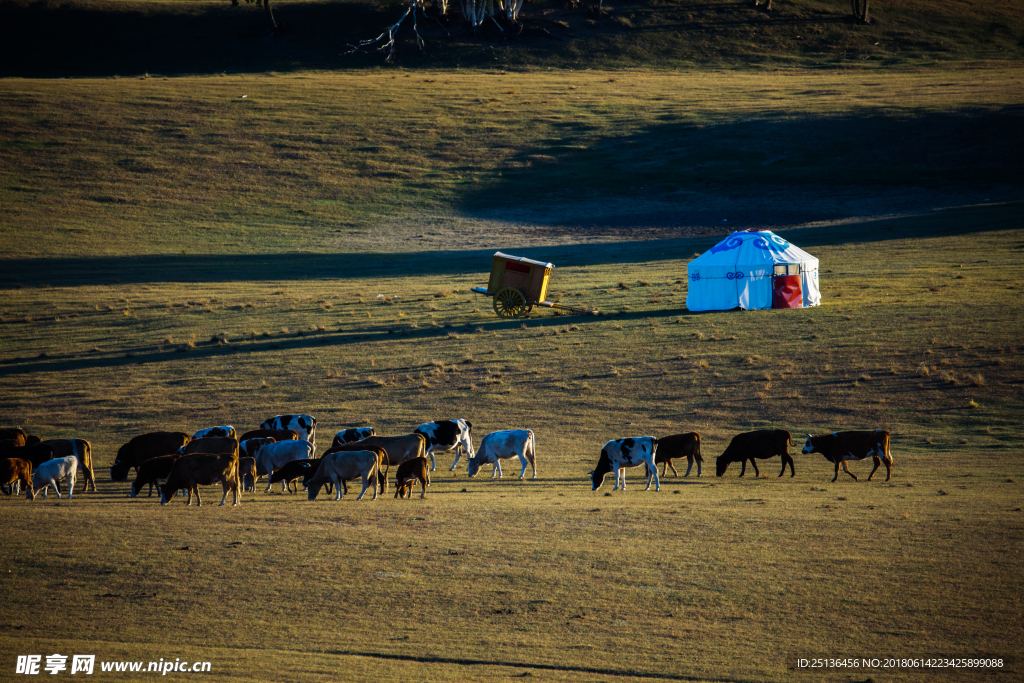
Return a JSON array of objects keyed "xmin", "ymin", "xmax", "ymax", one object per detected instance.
[{"xmin": 772, "ymin": 264, "xmax": 803, "ymax": 309}]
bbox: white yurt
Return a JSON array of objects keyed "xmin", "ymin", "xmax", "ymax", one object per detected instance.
[{"xmin": 686, "ymin": 230, "xmax": 821, "ymax": 312}]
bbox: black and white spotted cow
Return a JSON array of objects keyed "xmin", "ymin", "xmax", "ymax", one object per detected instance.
[
  {"xmin": 192, "ymin": 426, "xmax": 236, "ymax": 440},
  {"xmin": 260, "ymin": 414, "xmax": 317, "ymax": 456},
  {"xmin": 414, "ymin": 419, "xmax": 474, "ymax": 472},
  {"xmin": 590, "ymin": 437, "xmax": 660, "ymax": 492},
  {"xmin": 331, "ymin": 427, "xmax": 375, "ymax": 449}
]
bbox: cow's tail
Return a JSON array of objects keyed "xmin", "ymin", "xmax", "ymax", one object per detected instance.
[
  {"xmin": 883, "ymin": 430, "xmax": 893, "ymax": 462},
  {"xmin": 694, "ymin": 433, "xmax": 703, "ymax": 464},
  {"xmin": 80, "ymin": 439, "xmax": 96, "ymax": 491},
  {"xmin": 379, "ymin": 449, "xmax": 390, "ymax": 494},
  {"xmin": 416, "ymin": 434, "xmax": 427, "ymax": 460}
]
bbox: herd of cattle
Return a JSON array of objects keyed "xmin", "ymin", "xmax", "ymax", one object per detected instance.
[{"xmin": 0, "ymin": 415, "xmax": 894, "ymax": 505}]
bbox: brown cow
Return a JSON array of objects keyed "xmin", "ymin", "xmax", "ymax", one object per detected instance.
[
  {"xmin": 111, "ymin": 432, "xmax": 191, "ymax": 482},
  {"xmin": 647, "ymin": 432, "xmax": 702, "ymax": 478},
  {"xmin": 238, "ymin": 428, "xmax": 299, "ymax": 443},
  {"xmin": 40, "ymin": 439, "xmax": 96, "ymax": 491},
  {"xmin": 1, "ymin": 458, "xmax": 33, "ymax": 497},
  {"xmin": 129, "ymin": 454, "xmax": 182, "ymax": 498},
  {"xmin": 159, "ymin": 453, "xmax": 240, "ymax": 506},
  {"xmin": 0, "ymin": 429, "xmax": 27, "ymax": 447},
  {"xmin": 715, "ymin": 430, "xmax": 794, "ymax": 478},
  {"xmin": 394, "ymin": 456, "xmax": 430, "ymax": 499},
  {"xmin": 339, "ymin": 434, "xmax": 425, "ymax": 470},
  {"xmin": 181, "ymin": 436, "xmax": 239, "ymax": 459},
  {"xmin": 238, "ymin": 457, "xmax": 258, "ymax": 493},
  {"xmin": 802, "ymin": 431, "xmax": 893, "ymax": 482},
  {"xmin": 1, "ymin": 443, "xmax": 56, "ymax": 470}
]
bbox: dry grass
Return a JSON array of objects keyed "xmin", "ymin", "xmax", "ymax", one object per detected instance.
[{"xmin": 0, "ymin": 65, "xmax": 1022, "ymax": 683}]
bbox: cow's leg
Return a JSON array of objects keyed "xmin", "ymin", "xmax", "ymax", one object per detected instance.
[
  {"xmin": 684, "ymin": 456, "xmax": 695, "ymax": 477},
  {"xmin": 842, "ymin": 460, "xmax": 858, "ymax": 481},
  {"xmin": 449, "ymin": 445, "xmax": 462, "ymax": 471},
  {"xmin": 780, "ymin": 454, "xmax": 794, "ymax": 478},
  {"xmin": 428, "ymin": 449, "xmax": 437, "ymax": 472},
  {"xmin": 518, "ymin": 452, "xmax": 529, "ymax": 480},
  {"xmin": 738, "ymin": 460, "xmax": 747, "ymax": 477},
  {"xmin": 495, "ymin": 459, "xmax": 503, "ymax": 478},
  {"xmin": 883, "ymin": 455, "xmax": 892, "ymax": 481},
  {"xmin": 194, "ymin": 486, "xmax": 203, "ymax": 507},
  {"xmin": 68, "ymin": 473, "xmax": 76, "ymax": 498},
  {"xmin": 832, "ymin": 460, "xmax": 840, "ymax": 483},
  {"xmin": 356, "ymin": 473, "xmax": 369, "ymax": 501},
  {"xmin": 49, "ymin": 478, "xmax": 59, "ymax": 499},
  {"xmin": 750, "ymin": 459, "xmax": 761, "ymax": 477},
  {"xmin": 668, "ymin": 459, "xmax": 679, "ymax": 477},
  {"xmin": 419, "ymin": 474, "xmax": 427, "ymax": 498},
  {"xmin": 219, "ymin": 480, "xmax": 230, "ymax": 506},
  {"xmin": 868, "ymin": 456, "xmax": 881, "ymax": 480}
]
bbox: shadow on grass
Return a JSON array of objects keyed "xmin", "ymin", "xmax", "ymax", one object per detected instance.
[
  {"xmin": 326, "ymin": 649, "xmax": 758, "ymax": 682},
  {"xmin": 0, "ymin": 307, "xmax": 691, "ymax": 377},
  {"xmin": 459, "ymin": 108, "xmax": 1024, "ymax": 219},
  {"xmin": 3, "ymin": 201, "xmax": 1021, "ymax": 290}
]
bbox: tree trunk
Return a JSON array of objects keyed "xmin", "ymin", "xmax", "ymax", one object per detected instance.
[{"xmin": 263, "ymin": 0, "xmax": 277, "ymax": 29}]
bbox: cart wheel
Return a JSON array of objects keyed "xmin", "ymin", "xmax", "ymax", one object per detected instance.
[{"xmin": 493, "ymin": 287, "xmax": 528, "ymax": 318}]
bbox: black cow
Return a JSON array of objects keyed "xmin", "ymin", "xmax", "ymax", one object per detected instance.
[
  {"xmin": 111, "ymin": 432, "xmax": 191, "ymax": 482},
  {"xmin": 715, "ymin": 430, "xmax": 794, "ymax": 478}
]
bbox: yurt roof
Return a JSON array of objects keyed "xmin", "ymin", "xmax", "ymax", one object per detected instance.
[{"xmin": 690, "ymin": 231, "xmax": 818, "ymax": 266}]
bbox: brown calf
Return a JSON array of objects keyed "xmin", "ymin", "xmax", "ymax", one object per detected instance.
[
  {"xmin": 394, "ymin": 456, "xmax": 430, "ymax": 499},
  {"xmin": 1, "ymin": 458, "xmax": 33, "ymax": 497}
]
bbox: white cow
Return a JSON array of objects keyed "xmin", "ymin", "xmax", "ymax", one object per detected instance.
[
  {"xmin": 590, "ymin": 437, "xmax": 660, "ymax": 492},
  {"xmin": 260, "ymin": 414, "xmax": 316, "ymax": 455},
  {"xmin": 192, "ymin": 425, "xmax": 236, "ymax": 440},
  {"xmin": 466, "ymin": 429, "xmax": 537, "ymax": 480},
  {"xmin": 28, "ymin": 456, "xmax": 78, "ymax": 500},
  {"xmin": 414, "ymin": 419, "xmax": 474, "ymax": 471},
  {"xmin": 255, "ymin": 440, "xmax": 314, "ymax": 492}
]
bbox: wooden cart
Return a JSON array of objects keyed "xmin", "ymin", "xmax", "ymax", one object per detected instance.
[{"xmin": 471, "ymin": 252, "xmax": 598, "ymax": 319}]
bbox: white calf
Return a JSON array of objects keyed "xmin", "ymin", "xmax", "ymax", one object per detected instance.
[
  {"xmin": 29, "ymin": 456, "xmax": 79, "ymax": 500},
  {"xmin": 466, "ymin": 429, "xmax": 537, "ymax": 480}
]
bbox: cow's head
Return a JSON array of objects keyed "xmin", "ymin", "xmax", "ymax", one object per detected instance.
[
  {"xmin": 715, "ymin": 456, "xmax": 729, "ymax": 477},
  {"xmin": 110, "ymin": 459, "xmax": 131, "ymax": 482},
  {"xmin": 591, "ymin": 449, "xmax": 612, "ymax": 490},
  {"xmin": 802, "ymin": 434, "xmax": 816, "ymax": 455},
  {"xmin": 159, "ymin": 483, "xmax": 176, "ymax": 505},
  {"xmin": 23, "ymin": 481, "xmax": 35, "ymax": 500},
  {"xmin": 466, "ymin": 458, "xmax": 481, "ymax": 478}
]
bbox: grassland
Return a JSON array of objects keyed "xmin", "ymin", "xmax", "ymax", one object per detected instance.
[{"xmin": 1, "ymin": 55, "xmax": 1024, "ymax": 683}]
